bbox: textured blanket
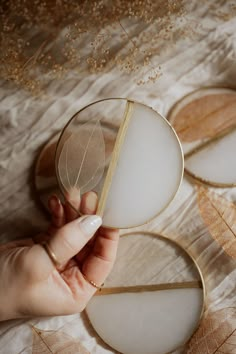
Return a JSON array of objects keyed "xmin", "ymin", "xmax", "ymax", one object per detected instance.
[{"xmin": 0, "ymin": 1, "xmax": 236, "ymax": 353}]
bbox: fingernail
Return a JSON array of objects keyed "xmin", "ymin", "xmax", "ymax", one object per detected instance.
[
  {"xmin": 79, "ymin": 215, "xmax": 102, "ymax": 236},
  {"xmin": 48, "ymin": 195, "xmax": 60, "ymax": 211}
]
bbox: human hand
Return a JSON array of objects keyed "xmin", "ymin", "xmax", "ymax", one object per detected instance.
[{"xmin": 0, "ymin": 191, "xmax": 119, "ymax": 321}]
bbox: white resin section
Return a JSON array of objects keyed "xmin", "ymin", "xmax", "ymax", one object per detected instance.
[
  {"xmin": 86, "ymin": 288, "xmax": 203, "ymax": 354},
  {"xmin": 185, "ymin": 129, "xmax": 236, "ymax": 184},
  {"xmin": 103, "ymin": 103, "xmax": 183, "ymax": 228}
]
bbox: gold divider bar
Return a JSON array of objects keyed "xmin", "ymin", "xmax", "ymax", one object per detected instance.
[
  {"xmin": 185, "ymin": 123, "xmax": 236, "ymax": 160},
  {"xmin": 96, "ymin": 281, "xmax": 202, "ymax": 296},
  {"xmin": 97, "ymin": 100, "xmax": 134, "ymax": 216}
]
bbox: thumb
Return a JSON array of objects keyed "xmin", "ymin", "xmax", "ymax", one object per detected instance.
[{"xmin": 26, "ymin": 215, "xmax": 102, "ymax": 278}]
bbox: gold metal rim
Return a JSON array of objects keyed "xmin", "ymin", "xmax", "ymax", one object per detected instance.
[
  {"xmin": 184, "ymin": 168, "xmax": 236, "ymax": 188},
  {"xmin": 54, "ymin": 97, "xmax": 184, "ymax": 229},
  {"xmin": 96, "ymin": 100, "xmax": 134, "ymax": 217},
  {"xmin": 167, "ymin": 86, "xmax": 236, "ymax": 188},
  {"xmin": 86, "ymin": 231, "xmax": 206, "ymax": 354}
]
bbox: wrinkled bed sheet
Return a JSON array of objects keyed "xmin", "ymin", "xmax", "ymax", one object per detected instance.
[{"xmin": 0, "ymin": 2, "xmax": 236, "ymax": 353}]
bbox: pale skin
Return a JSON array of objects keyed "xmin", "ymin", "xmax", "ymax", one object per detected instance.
[{"xmin": 0, "ymin": 191, "xmax": 119, "ymax": 321}]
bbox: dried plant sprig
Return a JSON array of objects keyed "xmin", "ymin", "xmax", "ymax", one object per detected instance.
[
  {"xmin": 1, "ymin": 0, "xmax": 236, "ymax": 93},
  {"xmin": 0, "ymin": 0, "xmax": 183, "ymax": 93}
]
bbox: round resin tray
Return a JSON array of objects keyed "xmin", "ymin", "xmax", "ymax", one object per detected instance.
[
  {"xmin": 55, "ymin": 99, "xmax": 183, "ymax": 228},
  {"xmin": 35, "ymin": 98, "xmax": 183, "ymax": 228},
  {"xmin": 86, "ymin": 232, "xmax": 205, "ymax": 354},
  {"xmin": 168, "ymin": 87, "xmax": 236, "ymax": 188}
]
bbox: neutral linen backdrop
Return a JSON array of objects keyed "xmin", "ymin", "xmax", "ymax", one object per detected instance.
[{"xmin": 0, "ymin": 2, "xmax": 236, "ymax": 353}]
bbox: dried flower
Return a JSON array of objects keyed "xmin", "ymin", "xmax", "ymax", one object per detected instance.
[{"xmin": 0, "ymin": 0, "xmax": 236, "ymax": 93}]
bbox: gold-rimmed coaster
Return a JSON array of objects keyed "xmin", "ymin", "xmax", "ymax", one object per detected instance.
[
  {"xmin": 54, "ymin": 98, "xmax": 183, "ymax": 229},
  {"xmin": 35, "ymin": 99, "xmax": 183, "ymax": 228},
  {"xmin": 167, "ymin": 87, "xmax": 236, "ymax": 188},
  {"xmin": 86, "ymin": 232, "xmax": 205, "ymax": 354}
]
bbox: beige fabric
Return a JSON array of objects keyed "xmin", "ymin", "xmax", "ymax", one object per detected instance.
[{"xmin": 0, "ymin": 3, "xmax": 236, "ymax": 353}]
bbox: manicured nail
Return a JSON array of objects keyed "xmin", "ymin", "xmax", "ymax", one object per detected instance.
[{"xmin": 79, "ymin": 215, "xmax": 102, "ymax": 236}]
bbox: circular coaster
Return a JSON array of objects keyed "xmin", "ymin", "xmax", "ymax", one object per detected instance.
[
  {"xmin": 168, "ymin": 87, "xmax": 236, "ymax": 188},
  {"xmin": 86, "ymin": 232, "xmax": 205, "ymax": 354},
  {"xmin": 35, "ymin": 133, "xmax": 64, "ymax": 210},
  {"xmin": 55, "ymin": 99, "xmax": 183, "ymax": 229}
]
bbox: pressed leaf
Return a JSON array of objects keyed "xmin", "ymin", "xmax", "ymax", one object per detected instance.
[
  {"xmin": 171, "ymin": 93, "xmax": 236, "ymax": 142},
  {"xmin": 58, "ymin": 120, "xmax": 105, "ymax": 195},
  {"xmin": 197, "ymin": 186, "xmax": 236, "ymax": 259},
  {"xmin": 187, "ymin": 308, "xmax": 236, "ymax": 354},
  {"xmin": 32, "ymin": 326, "xmax": 90, "ymax": 354},
  {"xmin": 217, "ymin": 330, "xmax": 236, "ymax": 354}
]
